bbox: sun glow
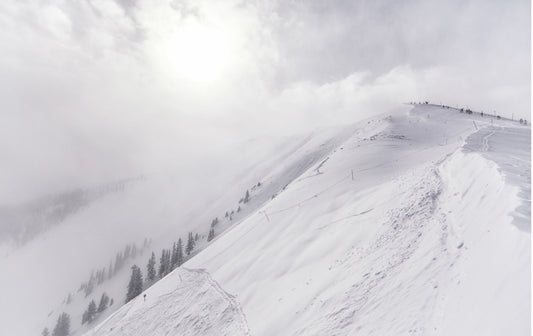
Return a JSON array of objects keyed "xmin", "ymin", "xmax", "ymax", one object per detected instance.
[{"xmin": 164, "ymin": 20, "xmax": 233, "ymax": 83}]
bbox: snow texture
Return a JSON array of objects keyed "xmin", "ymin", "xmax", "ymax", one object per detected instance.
[
  {"xmin": 3, "ymin": 104, "xmax": 530, "ymax": 336},
  {"xmin": 87, "ymin": 268, "xmax": 250, "ymax": 336},
  {"xmin": 85, "ymin": 104, "xmax": 530, "ymax": 336}
]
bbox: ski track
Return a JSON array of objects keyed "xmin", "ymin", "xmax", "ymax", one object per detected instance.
[
  {"xmin": 294, "ymin": 165, "xmax": 450, "ymax": 335},
  {"xmin": 481, "ymin": 131, "xmax": 495, "ymax": 152},
  {"xmin": 182, "ymin": 268, "xmax": 252, "ymax": 336},
  {"xmin": 86, "ymin": 268, "xmax": 250, "ymax": 336}
]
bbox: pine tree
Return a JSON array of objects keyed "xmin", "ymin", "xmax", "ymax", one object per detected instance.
[
  {"xmin": 158, "ymin": 249, "xmax": 167, "ymax": 278},
  {"xmin": 164, "ymin": 249, "xmax": 171, "ymax": 275},
  {"xmin": 107, "ymin": 261, "xmax": 113, "ymax": 279},
  {"xmin": 86, "ymin": 300, "xmax": 97, "ymax": 323},
  {"xmin": 207, "ymin": 227, "xmax": 215, "ymax": 242},
  {"xmin": 85, "ymin": 277, "xmax": 94, "ymax": 297},
  {"xmin": 42, "ymin": 328, "xmax": 50, "ymax": 336},
  {"xmin": 243, "ymin": 190, "xmax": 250, "ymax": 203},
  {"xmin": 147, "ymin": 252, "xmax": 156, "ymax": 281},
  {"xmin": 170, "ymin": 242, "xmax": 177, "ymax": 269},
  {"xmin": 52, "ymin": 313, "xmax": 70, "ymax": 336},
  {"xmin": 110, "ymin": 298, "xmax": 114, "ymax": 306},
  {"xmin": 176, "ymin": 238, "xmax": 184, "ymax": 266},
  {"xmin": 126, "ymin": 265, "xmax": 143, "ymax": 303},
  {"xmin": 97, "ymin": 293, "xmax": 109, "ymax": 312},
  {"xmin": 96, "ymin": 268, "xmax": 105, "ymax": 285},
  {"xmin": 186, "ymin": 232, "xmax": 195, "ymax": 255}
]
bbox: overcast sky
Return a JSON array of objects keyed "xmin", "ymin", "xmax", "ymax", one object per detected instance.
[{"xmin": 0, "ymin": 0, "xmax": 530, "ymax": 204}]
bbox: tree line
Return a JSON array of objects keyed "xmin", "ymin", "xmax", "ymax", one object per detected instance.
[
  {"xmin": 78, "ymin": 239, "xmax": 151, "ymax": 297},
  {"xmin": 41, "ymin": 182, "xmax": 262, "ymax": 335}
]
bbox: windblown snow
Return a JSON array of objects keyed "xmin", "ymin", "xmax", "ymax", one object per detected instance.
[
  {"xmin": 2, "ymin": 104, "xmax": 529, "ymax": 336},
  {"xmin": 83, "ymin": 104, "xmax": 530, "ymax": 336}
]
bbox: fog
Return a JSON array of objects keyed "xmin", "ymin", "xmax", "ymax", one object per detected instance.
[{"xmin": 0, "ymin": 0, "xmax": 529, "ymax": 205}]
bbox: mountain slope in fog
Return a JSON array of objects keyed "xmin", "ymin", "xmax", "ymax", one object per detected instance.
[
  {"xmin": 87, "ymin": 104, "xmax": 530, "ymax": 335},
  {"xmin": 0, "ymin": 114, "xmax": 357, "ymax": 336}
]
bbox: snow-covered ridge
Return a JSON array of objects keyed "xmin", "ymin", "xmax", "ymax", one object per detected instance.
[
  {"xmin": 86, "ymin": 105, "xmax": 530, "ymax": 335},
  {"xmin": 1, "ymin": 112, "xmax": 366, "ymax": 336}
]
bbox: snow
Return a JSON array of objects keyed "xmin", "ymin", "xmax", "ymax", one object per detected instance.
[
  {"xmin": 85, "ymin": 104, "xmax": 530, "ymax": 335},
  {"xmin": 0, "ymin": 114, "xmax": 359, "ymax": 336},
  {"xmin": 87, "ymin": 268, "xmax": 250, "ymax": 336},
  {"xmin": 2, "ymin": 104, "xmax": 529, "ymax": 336}
]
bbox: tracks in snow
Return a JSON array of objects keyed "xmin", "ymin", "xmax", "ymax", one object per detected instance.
[
  {"xmin": 481, "ymin": 131, "xmax": 495, "ymax": 152},
  {"xmin": 182, "ymin": 268, "xmax": 251, "ymax": 336},
  {"xmin": 86, "ymin": 268, "xmax": 250, "ymax": 336},
  {"xmin": 294, "ymin": 161, "xmax": 462, "ymax": 335}
]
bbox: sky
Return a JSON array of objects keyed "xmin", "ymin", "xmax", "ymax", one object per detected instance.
[{"xmin": 0, "ymin": 0, "xmax": 530, "ymax": 205}]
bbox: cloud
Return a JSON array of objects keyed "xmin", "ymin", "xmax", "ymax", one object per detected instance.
[{"xmin": 0, "ymin": 0, "xmax": 529, "ymax": 203}]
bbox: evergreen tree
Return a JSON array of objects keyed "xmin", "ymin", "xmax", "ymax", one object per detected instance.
[
  {"xmin": 170, "ymin": 243, "xmax": 177, "ymax": 269},
  {"xmin": 52, "ymin": 313, "xmax": 70, "ymax": 336},
  {"xmin": 126, "ymin": 265, "xmax": 143, "ymax": 303},
  {"xmin": 186, "ymin": 232, "xmax": 195, "ymax": 255},
  {"xmin": 207, "ymin": 227, "xmax": 215, "ymax": 242},
  {"xmin": 97, "ymin": 293, "xmax": 110, "ymax": 313},
  {"xmin": 42, "ymin": 328, "xmax": 50, "ymax": 336},
  {"xmin": 85, "ymin": 277, "xmax": 94, "ymax": 297},
  {"xmin": 176, "ymin": 238, "xmax": 184, "ymax": 266},
  {"xmin": 164, "ymin": 249, "xmax": 171, "ymax": 274},
  {"xmin": 96, "ymin": 268, "xmax": 105, "ymax": 285},
  {"xmin": 147, "ymin": 252, "xmax": 156, "ymax": 281},
  {"xmin": 243, "ymin": 190, "xmax": 250, "ymax": 203},
  {"xmin": 110, "ymin": 298, "xmax": 114, "ymax": 306},
  {"xmin": 86, "ymin": 300, "xmax": 97, "ymax": 323},
  {"xmin": 158, "ymin": 249, "xmax": 167, "ymax": 278},
  {"xmin": 107, "ymin": 261, "xmax": 113, "ymax": 279}
]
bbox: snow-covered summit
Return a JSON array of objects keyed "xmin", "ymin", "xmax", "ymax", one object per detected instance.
[{"xmin": 86, "ymin": 104, "xmax": 531, "ymax": 336}]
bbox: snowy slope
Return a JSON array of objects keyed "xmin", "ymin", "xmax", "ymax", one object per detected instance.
[
  {"xmin": 86, "ymin": 105, "xmax": 530, "ymax": 335},
  {"xmin": 0, "ymin": 117, "xmax": 358, "ymax": 336},
  {"xmin": 89, "ymin": 268, "xmax": 250, "ymax": 336}
]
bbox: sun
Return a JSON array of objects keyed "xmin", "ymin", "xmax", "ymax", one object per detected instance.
[{"xmin": 164, "ymin": 20, "xmax": 232, "ymax": 83}]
